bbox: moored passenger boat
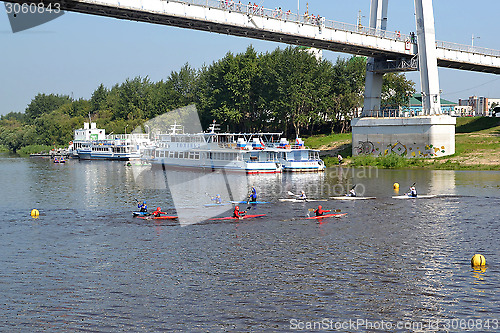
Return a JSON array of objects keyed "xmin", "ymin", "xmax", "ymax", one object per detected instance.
[
  {"xmin": 142, "ymin": 123, "xmax": 283, "ymax": 174},
  {"xmin": 68, "ymin": 122, "xmax": 106, "ymax": 158},
  {"xmin": 269, "ymin": 138, "xmax": 325, "ymax": 172},
  {"xmin": 69, "ymin": 122, "xmax": 150, "ymax": 160},
  {"xmin": 77, "ymin": 139, "xmax": 142, "ymax": 161}
]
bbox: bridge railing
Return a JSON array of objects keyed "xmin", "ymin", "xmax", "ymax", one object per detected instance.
[
  {"xmin": 361, "ymin": 108, "xmax": 458, "ymax": 118},
  {"xmin": 103, "ymin": 0, "xmax": 500, "ymax": 58},
  {"xmin": 362, "ymin": 109, "xmax": 406, "ymax": 118},
  {"xmin": 435, "ymin": 40, "xmax": 500, "ymax": 57},
  {"xmin": 164, "ymin": 0, "xmax": 414, "ymax": 41}
]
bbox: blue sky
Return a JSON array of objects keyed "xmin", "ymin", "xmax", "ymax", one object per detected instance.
[{"xmin": 1, "ymin": 0, "xmax": 499, "ymax": 115}]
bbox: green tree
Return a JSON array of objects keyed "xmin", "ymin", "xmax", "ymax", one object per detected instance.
[
  {"xmin": 0, "ymin": 119, "xmax": 27, "ymax": 153},
  {"xmin": 90, "ymin": 84, "xmax": 109, "ymax": 113},
  {"xmin": 264, "ymin": 47, "xmax": 335, "ymax": 137},
  {"xmin": 168, "ymin": 63, "xmax": 198, "ymax": 107},
  {"xmin": 197, "ymin": 46, "xmax": 259, "ymax": 131},
  {"xmin": 114, "ymin": 77, "xmax": 154, "ymax": 121},
  {"xmin": 1, "ymin": 112, "xmax": 25, "ymax": 122},
  {"xmin": 24, "ymin": 93, "xmax": 72, "ymax": 122},
  {"xmin": 382, "ymin": 72, "xmax": 416, "ymax": 108},
  {"xmin": 326, "ymin": 57, "xmax": 366, "ymax": 132},
  {"xmin": 32, "ymin": 110, "xmax": 75, "ymax": 146}
]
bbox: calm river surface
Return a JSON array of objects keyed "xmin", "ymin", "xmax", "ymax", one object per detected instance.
[{"xmin": 1, "ymin": 155, "xmax": 499, "ymax": 332}]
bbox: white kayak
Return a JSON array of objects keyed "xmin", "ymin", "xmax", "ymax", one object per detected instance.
[
  {"xmin": 392, "ymin": 194, "xmax": 437, "ymax": 199},
  {"xmin": 279, "ymin": 198, "xmax": 327, "ymax": 202},
  {"xmin": 330, "ymin": 196, "xmax": 376, "ymax": 200}
]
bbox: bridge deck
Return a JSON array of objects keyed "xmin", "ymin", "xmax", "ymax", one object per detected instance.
[{"xmin": 7, "ymin": 0, "xmax": 500, "ymax": 74}]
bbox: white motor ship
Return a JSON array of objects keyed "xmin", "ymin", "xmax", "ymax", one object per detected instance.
[
  {"xmin": 269, "ymin": 138, "xmax": 325, "ymax": 172},
  {"xmin": 69, "ymin": 122, "xmax": 150, "ymax": 160},
  {"xmin": 142, "ymin": 123, "xmax": 283, "ymax": 174}
]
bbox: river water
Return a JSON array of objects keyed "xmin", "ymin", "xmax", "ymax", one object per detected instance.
[{"xmin": 0, "ymin": 155, "xmax": 499, "ymax": 332}]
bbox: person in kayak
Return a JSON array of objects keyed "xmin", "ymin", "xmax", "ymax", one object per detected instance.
[
  {"xmin": 138, "ymin": 201, "xmax": 147, "ymax": 212},
  {"xmin": 408, "ymin": 185, "xmax": 417, "ymax": 197},
  {"xmin": 248, "ymin": 186, "xmax": 257, "ymax": 202},
  {"xmin": 348, "ymin": 187, "xmax": 356, "ymax": 197},
  {"xmin": 211, "ymin": 194, "xmax": 222, "ymax": 204},
  {"xmin": 233, "ymin": 206, "xmax": 247, "ymax": 219},
  {"xmin": 298, "ymin": 191, "xmax": 307, "ymax": 200},
  {"xmin": 314, "ymin": 205, "xmax": 331, "ymax": 217},
  {"xmin": 153, "ymin": 207, "xmax": 166, "ymax": 217}
]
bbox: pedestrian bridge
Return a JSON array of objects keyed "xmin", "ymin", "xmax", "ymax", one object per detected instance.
[{"xmin": 17, "ymin": 0, "xmax": 500, "ymax": 74}]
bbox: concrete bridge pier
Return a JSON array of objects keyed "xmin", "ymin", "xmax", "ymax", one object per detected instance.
[{"xmin": 352, "ymin": 116, "xmax": 456, "ymax": 158}]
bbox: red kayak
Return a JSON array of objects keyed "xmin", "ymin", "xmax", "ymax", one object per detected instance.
[
  {"xmin": 138, "ymin": 215, "xmax": 178, "ymax": 220},
  {"xmin": 209, "ymin": 214, "xmax": 266, "ymax": 221},
  {"xmin": 305, "ymin": 213, "xmax": 347, "ymax": 219}
]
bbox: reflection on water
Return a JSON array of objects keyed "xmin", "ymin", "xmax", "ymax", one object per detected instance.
[{"xmin": 0, "ymin": 156, "xmax": 499, "ymax": 331}]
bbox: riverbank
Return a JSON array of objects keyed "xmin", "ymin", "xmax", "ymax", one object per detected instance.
[{"xmin": 304, "ymin": 117, "xmax": 500, "ymax": 170}]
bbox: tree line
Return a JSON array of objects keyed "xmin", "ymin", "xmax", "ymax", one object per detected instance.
[{"xmin": 0, "ymin": 46, "xmax": 415, "ymax": 153}]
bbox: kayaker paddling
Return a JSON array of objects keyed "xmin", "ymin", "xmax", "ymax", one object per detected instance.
[
  {"xmin": 153, "ymin": 207, "xmax": 166, "ymax": 217},
  {"xmin": 347, "ymin": 184, "xmax": 357, "ymax": 197},
  {"xmin": 407, "ymin": 183, "xmax": 417, "ymax": 197},
  {"xmin": 233, "ymin": 206, "xmax": 247, "ymax": 219},
  {"xmin": 298, "ymin": 191, "xmax": 307, "ymax": 200},
  {"xmin": 286, "ymin": 190, "xmax": 307, "ymax": 201},
  {"xmin": 211, "ymin": 194, "xmax": 222, "ymax": 204},
  {"xmin": 314, "ymin": 205, "xmax": 331, "ymax": 217},
  {"xmin": 138, "ymin": 200, "xmax": 148, "ymax": 212},
  {"xmin": 248, "ymin": 187, "xmax": 257, "ymax": 203}
]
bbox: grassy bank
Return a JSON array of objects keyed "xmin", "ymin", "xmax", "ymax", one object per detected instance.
[
  {"xmin": 305, "ymin": 117, "xmax": 500, "ymax": 170},
  {"xmin": 17, "ymin": 145, "xmax": 58, "ymax": 157}
]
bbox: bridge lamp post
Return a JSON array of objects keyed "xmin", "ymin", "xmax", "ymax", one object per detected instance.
[
  {"xmin": 471, "ymin": 33, "xmax": 480, "ymax": 48},
  {"xmin": 357, "ymin": 10, "xmax": 365, "ymax": 30}
]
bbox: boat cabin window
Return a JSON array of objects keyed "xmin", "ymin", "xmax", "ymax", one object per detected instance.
[{"xmin": 308, "ymin": 151, "xmax": 319, "ymax": 160}]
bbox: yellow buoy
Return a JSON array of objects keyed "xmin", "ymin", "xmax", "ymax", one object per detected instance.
[
  {"xmin": 393, "ymin": 183, "xmax": 400, "ymax": 190},
  {"xmin": 30, "ymin": 209, "xmax": 39, "ymax": 218},
  {"xmin": 471, "ymin": 254, "xmax": 486, "ymax": 267}
]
